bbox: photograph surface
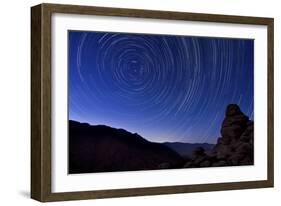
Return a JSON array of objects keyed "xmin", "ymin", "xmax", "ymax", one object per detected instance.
[{"xmin": 68, "ymin": 31, "xmax": 254, "ymax": 174}]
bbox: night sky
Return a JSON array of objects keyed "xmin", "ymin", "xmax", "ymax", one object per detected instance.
[{"xmin": 68, "ymin": 31, "xmax": 254, "ymax": 144}]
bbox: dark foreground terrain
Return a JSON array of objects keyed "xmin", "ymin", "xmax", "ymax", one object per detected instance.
[
  {"xmin": 69, "ymin": 104, "xmax": 253, "ymax": 174},
  {"xmin": 69, "ymin": 121, "xmax": 184, "ymax": 173}
]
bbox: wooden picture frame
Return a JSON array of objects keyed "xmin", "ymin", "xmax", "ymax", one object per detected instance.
[{"xmin": 31, "ymin": 3, "xmax": 274, "ymax": 202}]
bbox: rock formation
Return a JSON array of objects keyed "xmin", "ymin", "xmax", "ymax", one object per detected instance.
[{"xmin": 184, "ymin": 104, "xmax": 254, "ymax": 168}]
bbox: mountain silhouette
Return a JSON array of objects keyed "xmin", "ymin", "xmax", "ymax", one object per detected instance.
[{"xmin": 69, "ymin": 120, "xmax": 184, "ymax": 173}]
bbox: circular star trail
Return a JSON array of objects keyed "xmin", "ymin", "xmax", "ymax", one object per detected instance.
[{"xmin": 69, "ymin": 31, "xmax": 254, "ymax": 144}]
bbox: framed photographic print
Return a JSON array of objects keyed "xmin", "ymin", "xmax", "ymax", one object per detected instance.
[{"xmin": 31, "ymin": 3, "xmax": 274, "ymax": 202}]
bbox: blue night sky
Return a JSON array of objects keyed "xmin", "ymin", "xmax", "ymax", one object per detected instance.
[{"xmin": 68, "ymin": 31, "xmax": 254, "ymax": 144}]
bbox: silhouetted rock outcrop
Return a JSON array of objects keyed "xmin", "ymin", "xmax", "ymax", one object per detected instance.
[
  {"xmin": 69, "ymin": 120, "xmax": 184, "ymax": 173},
  {"xmin": 184, "ymin": 104, "xmax": 254, "ymax": 168}
]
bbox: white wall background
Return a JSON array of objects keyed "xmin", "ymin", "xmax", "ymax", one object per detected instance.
[{"xmin": 0, "ymin": 0, "xmax": 279, "ymax": 205}]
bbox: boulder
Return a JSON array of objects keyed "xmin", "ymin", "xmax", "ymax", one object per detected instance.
[
  {"xmin": 225, "ymin": 104, "xmax": 243, "ymax": 116},
  {"xmin": 216, "ymin": 144, "xmax": 232, "ymax": 159},
  {"xmin": 222, "ymin": 114, "xmax": 249, "ymax": 127},
  {"xmin": 221, "ymin": 123, "xmax": 245, "ymax": 139},
  {"xmin": 236, "ymin": 142, "xmax": 252, "ymax": 156}
]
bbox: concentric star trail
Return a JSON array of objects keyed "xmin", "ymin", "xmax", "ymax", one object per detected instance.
[{"xmin": 68, "ymin": 31, "xmax": 254, "ymax": 144}]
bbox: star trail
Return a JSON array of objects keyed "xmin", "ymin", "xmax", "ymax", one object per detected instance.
[{"xmin": 68, "ymin": 31, "xmax": 254, "ymax": 144}]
